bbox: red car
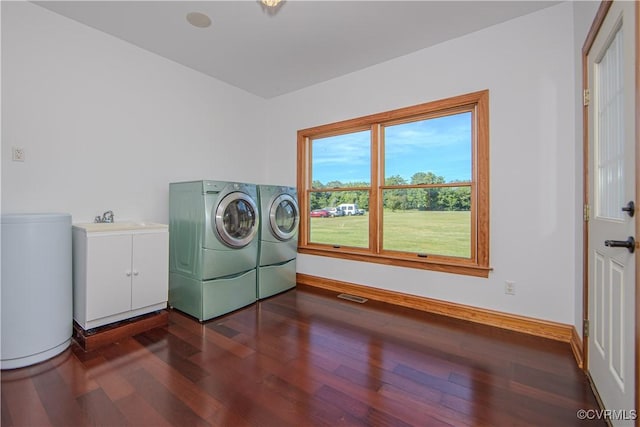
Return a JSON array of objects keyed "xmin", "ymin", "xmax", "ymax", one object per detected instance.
[{"xmin": 310, "ymin": 209, "xmax": 330, "ymax": 218}]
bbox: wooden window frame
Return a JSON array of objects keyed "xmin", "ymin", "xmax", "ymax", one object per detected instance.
[{"xmin": 297, "ymin": 90, "xmax": 491, "ymax": 278}]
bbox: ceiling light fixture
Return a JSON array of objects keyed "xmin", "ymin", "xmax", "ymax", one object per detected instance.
[
  {"xmin": 186, "ymin": 12, "xmax": 211, "ymax": 28},
  {"xmin": 261, "ymin": 0, "xmax": 281, "ymax": 8}
]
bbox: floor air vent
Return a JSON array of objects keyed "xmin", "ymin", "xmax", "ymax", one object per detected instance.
[{"xmin": 337, "ymin": 293, "xmax": 368, "ymax": 304}]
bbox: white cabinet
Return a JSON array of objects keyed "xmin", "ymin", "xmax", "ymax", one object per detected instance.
[{"xmin": 72, "ymin": 223, "xmax": 168, "ymax": 330}]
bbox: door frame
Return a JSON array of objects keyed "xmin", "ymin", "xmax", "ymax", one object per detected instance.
[{"xmin": 581, "ymin": 0, "xmax": 639, "ymax": 419}]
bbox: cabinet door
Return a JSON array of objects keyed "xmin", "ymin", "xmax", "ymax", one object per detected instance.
[
  {"xmin": 131, "ymin": 232, "xmax": 168, "ymax": 310},
  {"xmin": 86, "ymin": 234, "xmax": 132, "ymax": 321}
]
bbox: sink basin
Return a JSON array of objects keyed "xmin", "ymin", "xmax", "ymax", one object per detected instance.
[{"xmin": 74, "ymin": 221, "xmax": 167, "ymax": 232}]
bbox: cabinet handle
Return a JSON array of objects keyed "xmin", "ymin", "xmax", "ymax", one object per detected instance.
[
  {"xmin": 126, "ymin": 271, "xmax": 132, "ymax": 277},
  {"xmin": 133, "ymin": 271, "xmax": 139, "ymax": 276}
]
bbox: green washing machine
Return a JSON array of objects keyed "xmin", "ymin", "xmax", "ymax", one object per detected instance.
[{"xmin": 169, "ymin": 180, "xmax": 259, "ymax": 321}]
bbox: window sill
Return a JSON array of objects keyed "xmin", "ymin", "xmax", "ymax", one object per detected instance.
[{"xmin": 297, "ymin": 246, "xmax": 492, "ymax": 278}]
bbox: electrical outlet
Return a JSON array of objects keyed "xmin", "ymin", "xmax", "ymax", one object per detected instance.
[
  {"xmin": 505, "ymin": 280, "xmax": 516, "ymax": 295},
  {"xmin": 12, "ymin": 147, "xmax": 25, "ymax": 162}
]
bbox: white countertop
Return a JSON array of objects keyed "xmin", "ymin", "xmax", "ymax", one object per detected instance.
[{"xmin": 73, "ymin": 221, "xmax": 168, "ymax": 233}]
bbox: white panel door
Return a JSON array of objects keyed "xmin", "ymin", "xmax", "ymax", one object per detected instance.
[
  {"xmin": 587, "ymin": 1, "xmax": 636, "ymax": 423},
  {"xmin": 86, "ymin": 234, "xmax": 132, "ymax": 321},
  {"xmin": 131, "ymin": 232, "xmax": 169, "ymax": 310}
]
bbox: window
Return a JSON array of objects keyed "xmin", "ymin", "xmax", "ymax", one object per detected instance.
[{"xmin": 297, "ymin": 90, "xmax": 490, "ymax": 277}]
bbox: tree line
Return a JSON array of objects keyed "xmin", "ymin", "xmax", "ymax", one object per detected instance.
[{"xmin": 310, "ymin": 172, "xmax": 471, "ymax": 212}]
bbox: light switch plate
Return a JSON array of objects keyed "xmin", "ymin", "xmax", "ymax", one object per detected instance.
[
  {"xmin": 505, "ymin": 280, "xmax": 516, "ymax": 295},
  {"xmin": 12, "ymin": 147, "xmax": 25, "ymax": 162}
]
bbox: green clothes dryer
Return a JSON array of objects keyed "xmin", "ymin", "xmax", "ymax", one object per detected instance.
[{"xmin": 257, "ymin": 185, "xmax": 299, "ymax": 299}]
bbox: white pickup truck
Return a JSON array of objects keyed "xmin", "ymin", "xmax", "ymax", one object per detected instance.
[{"xmin": 338, "ymin": 203, "xmax": 365, "ymax": 216}]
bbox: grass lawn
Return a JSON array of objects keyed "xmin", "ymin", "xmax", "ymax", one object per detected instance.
[{"xmin": 309, "ymin": 210, "xmax": 471, "ymax": 258}]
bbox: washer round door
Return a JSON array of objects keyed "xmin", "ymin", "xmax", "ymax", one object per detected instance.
[
  {"xmin": 269, "ymin": 194, "xmax": 299, "ymax": 241},
  {"xmin": 214, "ymin": 192, "xmax": 259, "ymax": 248}
]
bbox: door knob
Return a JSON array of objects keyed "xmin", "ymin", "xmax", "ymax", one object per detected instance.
[
  {"xmin": 604, "ymin": 236, "xmax": 636, "ymax": 253},
  {"xmin": 621, "ymin": 201, "xmax": 635, "ymax": 217}
]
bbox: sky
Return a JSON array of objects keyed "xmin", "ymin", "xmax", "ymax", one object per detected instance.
[{"xmin": 311, "ymin": 111, "xmax": 472, "ymax": 185}]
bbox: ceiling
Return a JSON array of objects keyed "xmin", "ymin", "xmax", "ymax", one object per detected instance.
[{"xmin": 34, "ymin": 1, "xmax": 559, "ymax": 99}]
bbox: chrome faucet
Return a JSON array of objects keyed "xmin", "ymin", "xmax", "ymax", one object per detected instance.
[{"xmin": 94, "ymin": 210, "xmax": 114, "ymax": 223}]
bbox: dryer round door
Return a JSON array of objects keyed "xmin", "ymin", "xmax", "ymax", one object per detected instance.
[
  {"xmin": 269, "ymin": 194, "xmax": 299, "ymax": 241},
  {"xmin": 214, "ymin": 192, "xmax": 259, "ymax": 248}
]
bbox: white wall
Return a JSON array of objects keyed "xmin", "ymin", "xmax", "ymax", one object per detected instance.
[
  {"xmin": 2, "ymin": 2, "xmax": 596, "ymax": 327},
  {"xmin": 265, "ymin": 2, "xmax": 581, "ymax": 325},
  {"xmin": 1, "ymin": 2, "xmax": 265, "ymax": 224}
]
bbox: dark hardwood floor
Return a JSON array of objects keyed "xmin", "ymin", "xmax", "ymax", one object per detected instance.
[{"xmin": 2, "ymin": 286, "xmax": 603, "ymax": 426}]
